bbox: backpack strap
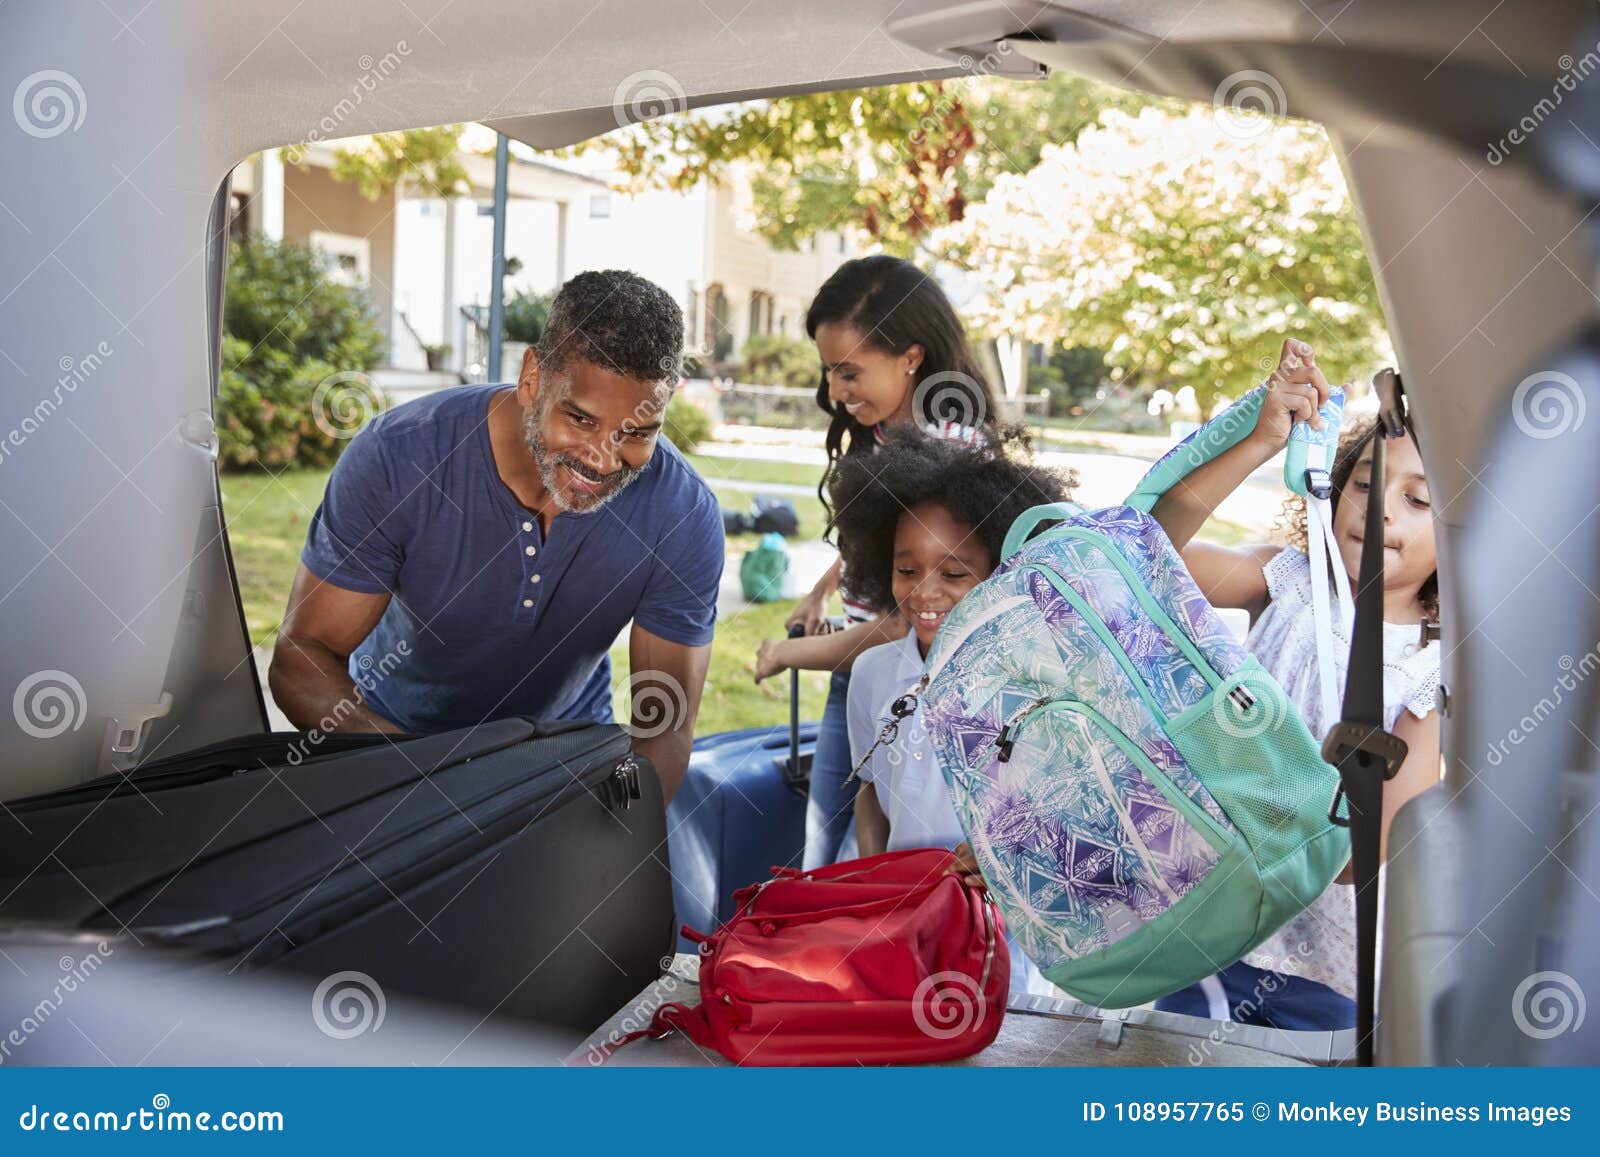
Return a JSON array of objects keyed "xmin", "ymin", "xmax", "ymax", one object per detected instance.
[
  {"xmin": 1311, "ymin": 493, "xmax": 1358, "ymax": 728},
  {"xmin": 1123, "ymin": 387, "xmax": 1267, "ymax": 513},
  {"xmin": 1300, "ymin": 400, "xmax": 1354, "ymax": 732},
  {"xmin": 1001, "ymin": 502, "xmax": 1085, "ymax": 559},
  {"xmin": 1322, "ymin": 368, "xmax": 1412, "ymax": 1068}
]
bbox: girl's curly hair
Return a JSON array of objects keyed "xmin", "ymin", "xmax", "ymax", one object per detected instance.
[
  {"xmin": 1277, "ymin": 414, "xmax": 1440, "ymax": 622},
  {"xmin": 826, "ymin": 425, "xmax": 1076, "ymax": 615}
]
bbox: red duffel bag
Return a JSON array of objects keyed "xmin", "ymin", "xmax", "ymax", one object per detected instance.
[{"xmin": 612, "ymin": 848, "xmax": 1009, "ymax": 1066}]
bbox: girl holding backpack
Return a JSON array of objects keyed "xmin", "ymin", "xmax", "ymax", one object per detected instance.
[
  {"xmin": 751, "ymin": 256, "xmax": 1006, "ymax": 869},
  {"xmin": 1144, "ymin": 338, "xmax": 1443, "ymax": 1029}
]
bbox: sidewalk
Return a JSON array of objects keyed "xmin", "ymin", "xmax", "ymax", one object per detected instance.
[{"xmin": 700, "ymin": 432, "xmax": 1290, "ymax": 534}]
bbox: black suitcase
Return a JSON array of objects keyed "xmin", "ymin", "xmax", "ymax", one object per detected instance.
[{"xmin": 0, "ymin": 717, "xmax": 672, "ymax": 1034}]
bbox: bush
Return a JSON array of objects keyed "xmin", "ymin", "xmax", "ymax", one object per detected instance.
[
  {"xmin": 739, "ymin": 334, "xmax": 819, "ymax": 390},
  {"xmin": 663, "ymin": 393, "xmax": 713, "ymax": 454},
  {"xmin": 502, "ymin": 289, "xmax": 556, "ymax": 346},
  {"xmin": 218, "ymin": 235, "xmax": 387, "ymax": 470},
  {"xmin": 1030, "ymin": 345, "xmax": 1107, "ymax": 417},
  {"xmin": 223, "ymin": 235, "xmax": 385, "ymax": 368},
  {"xmin": 217, "ymin": 338, "xmax": 387, "ymax": 470}
]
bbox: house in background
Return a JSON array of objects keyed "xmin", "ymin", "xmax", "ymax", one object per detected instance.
[{"xmin": 227, "ymin": 126, "xmax": 859, "ymax": 399}]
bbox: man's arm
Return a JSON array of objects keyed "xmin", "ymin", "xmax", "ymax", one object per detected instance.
[
  {"xmin": 626, "ymin": 624, "xmax": 711, "ymax": 805},
  {"xmin": 268, "ymin": 564, "xmax": 404, "ymax": 733}
]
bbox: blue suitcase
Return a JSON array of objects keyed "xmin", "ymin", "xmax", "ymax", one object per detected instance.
[{"xmin": 668, "ymin": 646, "xmax": 817, "ymax": 946}]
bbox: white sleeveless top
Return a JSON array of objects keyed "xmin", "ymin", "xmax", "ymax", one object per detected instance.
[{"xmin": 1241, "ymin": 548, "xmax": 1440, "ymax": 997}]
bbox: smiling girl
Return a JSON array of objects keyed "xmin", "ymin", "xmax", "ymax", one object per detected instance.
[{"xmin": 752, "ymin": 255, "xmax": 1009, "ymax": 869}]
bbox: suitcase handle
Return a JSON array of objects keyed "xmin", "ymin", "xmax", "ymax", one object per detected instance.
[
  {"xmin": 788, "ymin": 622, "xmax": 804, "ymax": 775},
  {"xmin": 777, "ymin": 623, "xmax": 812, "ymax": 795}
]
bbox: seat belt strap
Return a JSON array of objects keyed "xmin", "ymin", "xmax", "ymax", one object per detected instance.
[{"xmin": 1322, "ymin": 368, "xmax": 1411, "ymax": 1068}]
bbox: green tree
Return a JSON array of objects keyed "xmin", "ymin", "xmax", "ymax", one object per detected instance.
[
  {"xmin": 944, "ymin": 107, "xmax": 1390, "ymax": 410},
  {"xmin": 590, "ymin": 73, "xmax": 1167, "ymax": 254},
  {"xmin": 323, "ymin": 126, "xmax": 470, "ymax": 200}
]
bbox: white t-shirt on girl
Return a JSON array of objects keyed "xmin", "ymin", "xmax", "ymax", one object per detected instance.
[
  {"xmin": 847, "ymin": 628, "xmax": 1065, "ymax": 998},
  {"xmin": 1241, "ymin": 547, "xmax": 1440, "ymax": 997},
  {"xmin": 846, "ymin": 629, "xmax": 963, "ymax": 851}
]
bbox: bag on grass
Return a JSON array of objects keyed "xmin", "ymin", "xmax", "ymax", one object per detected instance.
[
  {"xmin": 751, "ymin": 495, "xmax": 800, "ymax": 537},
  {"xmin": 916, "ymin": 385, "xmax": 1350, "ymax": 1009},
  {"xmin": 608, "ymin": 849, "xmax": 1009, "ymax": 1066},
  {"xmin": 739, "ymin": 532, "xmax": 789, "ymax": 603}
]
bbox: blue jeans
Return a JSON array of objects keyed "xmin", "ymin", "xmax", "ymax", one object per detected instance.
[
  {"xmin": 804, "ymin": 671, "xmax": 854, "ymax": 870},
  {"xmin": 1155, "ymin": 960, "xmax": 1356, "ymax": 1031}
]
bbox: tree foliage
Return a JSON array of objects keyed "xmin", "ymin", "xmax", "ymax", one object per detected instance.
[
  {"xmin": 941, "ymin": 107, "xmax": 1390, "ymax": 409},
  {"xmin": 593, "ymin": 74, "xmax": 1167, "ymax": 254},
  {"xmin": 325, "ymin": 126, "xmax": 471, "ymax": 200}
]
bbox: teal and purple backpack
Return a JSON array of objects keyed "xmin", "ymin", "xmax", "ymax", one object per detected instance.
[{"xmin": 919, "ymin": 386, "xmax": 1350, "ymax": 1008}]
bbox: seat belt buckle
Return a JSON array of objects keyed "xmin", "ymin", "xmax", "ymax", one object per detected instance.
[
  {"xmin": 1303, "ymin": 467, "xmax": 1332, "ymax": 501},
  {"xmin": 1322, "ymin": 721, "xmax": 1409, "ymax": 825}
]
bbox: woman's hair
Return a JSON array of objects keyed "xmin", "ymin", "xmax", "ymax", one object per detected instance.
[
  {"xmin": 806, "ymin": 255, "xmax": 1007, "ymax": 519},
  {"xmin": 1279, "ymin": 415, "xmax": 1440, "ymax": 622},
  {"xmin": 826, "ymin": 425, "xmax": 1076, "ymax": 615}
]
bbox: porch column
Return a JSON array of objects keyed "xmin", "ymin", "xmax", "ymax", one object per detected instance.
[{"xmin": 259, "ymin": 149, "xmax": 284, "ymax": 240}]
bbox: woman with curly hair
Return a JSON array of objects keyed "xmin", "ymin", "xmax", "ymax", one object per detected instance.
[{"xmin": 1147, "ymin": 338, "xmax": 1442, "ymax": 1031}]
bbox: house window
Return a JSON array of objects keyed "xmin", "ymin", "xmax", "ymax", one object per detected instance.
[
  {"xmin": 589, "ymin": 193, "xmax": 612, "ymax": 219},
  {"xmin": 705, "ymin": 284, "xmax": 732, "ymax": 361},
  {"xmin": 748, "ymin": 290, "xmax": 774, "ymax": 339},
  {"xmin": 309, "ymin": 231, "xmax": 371, "ymax": 287},
  {"xmin": 685, "ymin": 283, "xmax": 700, "ymax": 354}
]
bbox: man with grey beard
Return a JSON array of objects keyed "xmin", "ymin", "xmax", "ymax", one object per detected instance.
[{"xmin": 269, "ymin": 270, "xmax": 723, "ymax": 801}]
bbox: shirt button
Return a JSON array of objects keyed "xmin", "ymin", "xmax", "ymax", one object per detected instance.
[
  {"xmin": 531, "ymin": 574, "xmax": 542, "ymax": 584},
  {"xmin": 521, "ymin": 521, "xmax": 533, "ymax": 532},
  {"xmin": 525, "ymin": 545, "xmax": 536, "ymax": 557},
  {"xmin": 522, "ymin": 598, "xmax": 533, "ymax": 608}
]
